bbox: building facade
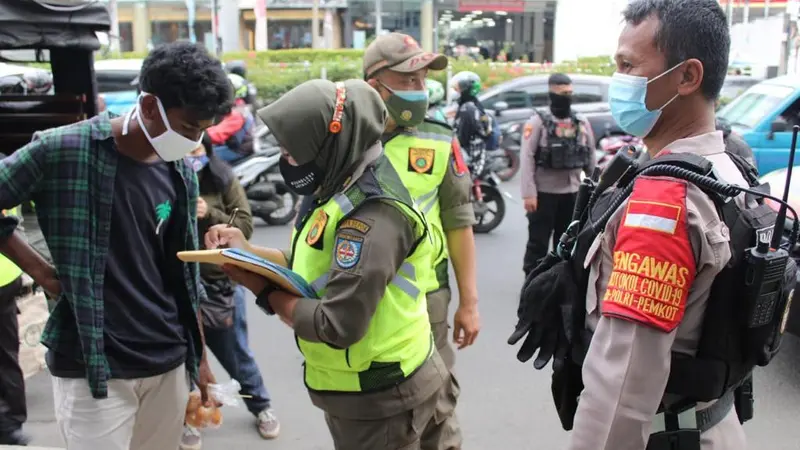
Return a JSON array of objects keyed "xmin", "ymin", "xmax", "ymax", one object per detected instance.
[{"xmin": 105, "ymin": 0, "xmax": 562, "ymax": 62}]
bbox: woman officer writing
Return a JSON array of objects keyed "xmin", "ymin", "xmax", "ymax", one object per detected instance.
[{"xmin": 204, "ymin": 79, "xmax": 455, "ymax": 450}]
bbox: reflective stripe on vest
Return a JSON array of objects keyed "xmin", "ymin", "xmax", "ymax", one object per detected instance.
[
  {"xmin": 0, "ymin": 205, "xmax": 23, "ymax": 286},
  {"xmin": 291, "ymin": 190, "xmax": 434, "ymax": 393},
  {"xmin": 384, "ymin": 128, "xmax": 452, "ymax": 292}
]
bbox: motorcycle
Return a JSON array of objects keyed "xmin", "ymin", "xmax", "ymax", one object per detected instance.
[
  {"xmin": 466, "ymin": 142, "xmax": 512, "ymax": 233},
  {"xmin": 231, "ymin": 127, "xmax": 299, "ymax": 226},
  {"xmin": 596, "ymin": 127, "xmax": 645, "ymax": 170}
]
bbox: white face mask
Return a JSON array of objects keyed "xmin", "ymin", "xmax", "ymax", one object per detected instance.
[{"xmin": 123, "ymin": 93, "xmax": 203, "ymax": 162}]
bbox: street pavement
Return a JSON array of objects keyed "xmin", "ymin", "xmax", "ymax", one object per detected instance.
[{"xmin": 20, "ymin": 178, "xmax": 800, "ymax": 449}]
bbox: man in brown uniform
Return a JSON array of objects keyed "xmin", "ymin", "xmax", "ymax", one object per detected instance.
[
  {"xmin": 520, "ymin": 74, "xmax": 596, "ymax": 276},
  {"xmin": 206, "ymin": 79, "xmax": 455, "ymax": 450},
  {"xmin": 363, "ymin": 33, "xmax": 480, "ymax": 448},
  {"xmin": 569, "ymin": 0, "xmax": 747, "ymax": 448},
  {"xmin": 363, "ymin": 33, "xmax": 481, "ymax": 369}
]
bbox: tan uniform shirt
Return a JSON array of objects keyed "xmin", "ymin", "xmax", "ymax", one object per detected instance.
[
  {"xmin": 569, "ymin": 131, "xmax": 747, "ymax": 450},
  {"xmin": 520, "ymin": 112, "xmax": 596, "ymax": 199},
  {"xmin": 439, "ymin": 152, "xmax": 475, "ymax": 231},
  {"xmin": 291, "ymin": 199, "xmax": 448, "ymax": 419}
]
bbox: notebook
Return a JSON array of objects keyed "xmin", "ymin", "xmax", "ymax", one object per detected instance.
[{"xmin": 177, "ymin": 248, "xmax": 317, "ymax": 298}]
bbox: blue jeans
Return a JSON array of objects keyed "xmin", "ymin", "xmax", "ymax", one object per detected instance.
[
  {"xmin": 213, "ymin": 145, "xmax": 245, "ymax": 164},
  {"xmin": 204, "ymin": 286, "xmax": 271, "ymax": 416}
]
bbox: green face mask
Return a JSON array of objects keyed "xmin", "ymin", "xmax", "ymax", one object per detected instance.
[{"xmin": 380, "ymin": 81, "xmax": 429, "ymax": 128}]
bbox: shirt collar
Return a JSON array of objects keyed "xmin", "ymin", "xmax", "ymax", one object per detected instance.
[
  {"xmin": 656, "ymin": 130, "xmax": 725, "ymax": 157},
  {"xmin": 89, "ymin": 111, "xmax": 116, "ymax": 141}
]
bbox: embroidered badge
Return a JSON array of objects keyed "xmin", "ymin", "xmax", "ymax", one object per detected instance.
[
  {"xmin": 523, "ymin": 123, "xmax": 534, "ymax": 140},
  {"xmin": 450, "ymin": 139, "xmax": 468, "ymax": 177},
  {"xmin": 306, "ymin": 210, "xmax": 328, "ymax": 248},
  {"xmin": 408, "ymin": 147, "xmax": 435, "ymax": 174},
  {"xmin": 335, "ymin": 234, "xmax": 364, "ymax": 269},
  {"xmin": 339, "ymin": 218, "xmax": 371, "ymax": 234}
]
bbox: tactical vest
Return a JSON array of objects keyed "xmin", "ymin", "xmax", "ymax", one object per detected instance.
[
  {"xmin": 0, "ymin": 205, "xmax": 23, "ymax": 287},
  {"xmin": 290, "ymin": 156, "xmax": 435, "ymax": 393},
  {"xmin": 384, "ymin": 118, "xmax": 453, "ymax": 292},
  {"xmin": 534, "ymin": 109, "xmax": 592, "ymax": 170},
  {"xmin": 571, "ymin": 153, "xmax": 794, "ymax": 404}
]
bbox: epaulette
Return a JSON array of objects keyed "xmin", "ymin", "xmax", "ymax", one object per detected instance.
[{"xmin": 422, "ymin": 117, "xmax": 453, "ymax": 131}]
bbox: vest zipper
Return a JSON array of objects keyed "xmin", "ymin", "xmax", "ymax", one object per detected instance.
[{"xmin": 345, "ymin": 348, "xmax": 351, "ymax": 367}]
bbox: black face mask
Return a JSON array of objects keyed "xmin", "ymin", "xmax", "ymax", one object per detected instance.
[
  {"xmin": 549, "ymin": 92, "xmax": 573, "ymax": 118},
  {"xmin": 279, "ymin": 157, "xmax": 323, "ymax": 196}
]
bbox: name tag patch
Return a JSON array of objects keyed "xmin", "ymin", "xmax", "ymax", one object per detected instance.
[
  {"xmin": 335, "ymin": 234, "xmax": 364, "ymax": 269},
  {"xmin": 339, "ymin": 218, "xmax": 371, "ymax": 234}
]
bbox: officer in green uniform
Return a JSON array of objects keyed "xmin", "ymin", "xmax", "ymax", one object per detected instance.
[
  {"xmin": 364, "ymin": 32, "xmax": 480, "ymax": 447},
  {"xmin": 205, "ymin": 79, "xmax": 455, "ymax": 450},
  {"xmin": 0, "ymin": 206, "xmax": 30, "ymax": 445}
]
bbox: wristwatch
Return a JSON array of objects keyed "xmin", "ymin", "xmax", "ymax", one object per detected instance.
[{"xmin": 255, "ymin": 284, "xmax": 278, "ymax": 316}]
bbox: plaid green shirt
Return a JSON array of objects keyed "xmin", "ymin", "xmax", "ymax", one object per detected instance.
[{"xmin": 0, "ymin": 113, "xmax": 205, "ymax": 398}]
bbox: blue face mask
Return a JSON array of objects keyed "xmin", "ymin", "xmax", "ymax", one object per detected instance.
[
  {"xmin": 609, "ymin": 63, "xmax": 682, "ymax": 138},
  {"xmin": 185, "ymin": 154, "xmax": 209, "ymax": 173}
]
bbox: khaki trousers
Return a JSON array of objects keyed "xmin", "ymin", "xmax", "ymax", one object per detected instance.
[
  {"xmin": 325, "ymin": 374, "xmax": 462, "ymax": 450},
  {"xmin": 52, "ymin": 364, "xmax": 189, "ymax": 450}
]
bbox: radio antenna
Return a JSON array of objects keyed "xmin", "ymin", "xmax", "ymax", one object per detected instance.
[{"xmin": 771, "ymin": 125, "xmax": 798, "ymax": 249}]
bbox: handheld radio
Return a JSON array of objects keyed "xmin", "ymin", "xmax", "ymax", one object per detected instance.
[{"xmin": 743, "ymin": 126, "xmax": 798, "ymax": 365}]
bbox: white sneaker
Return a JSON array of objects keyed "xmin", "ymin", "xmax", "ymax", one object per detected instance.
[{"xmin": 179, "ymin": 425, "xmax": 202, "ymax": 450}]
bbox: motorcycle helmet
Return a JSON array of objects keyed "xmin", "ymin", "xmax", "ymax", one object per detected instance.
[
  {"xmin": 226, "ymin": 60, "xmax": 248, "ymax": 79},
  {"xmin": 426, "ymin": 79, "xmax": 445, "ymax": 106},
  {"xmin": 450, "ymin": 71, "xmax": 482, "ymax": 98},
  {"xmin": 228, "ymin": 73, "xmax": 249, "ymax": 100}
]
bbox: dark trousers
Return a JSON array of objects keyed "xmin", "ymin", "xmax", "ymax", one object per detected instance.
[
  {"xmin": 523, "ymin": 192, "xmax": 577, "ymax": 275},
  {"xmin": 204, "ymin": 286, "xmax": 271, "ymax": 416},
  {"xmin": 0, "ymin": 277, "xmax": 26, "ymax": 428}
]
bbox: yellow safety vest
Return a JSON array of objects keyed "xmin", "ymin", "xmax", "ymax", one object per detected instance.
[
  {"xmin": 0, "ymin": 206, "xmax": 23, "ymax": 287},
  {"xmin": 290, "ymin": 158, "xmax": 434, "ymax": 393},
  {"xmin": 384, "ymin": 119, "xmax": 453, "ymax": 292}
]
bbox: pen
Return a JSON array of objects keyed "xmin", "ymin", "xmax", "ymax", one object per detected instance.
[{"xmin": 227, "ymin": 208, "xmax": 240, "ymax": 227}]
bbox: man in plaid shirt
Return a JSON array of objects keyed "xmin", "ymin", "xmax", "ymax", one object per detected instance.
[{"xmin": 0, "ymin": 42, "xmax": 233, "ymax": 450}]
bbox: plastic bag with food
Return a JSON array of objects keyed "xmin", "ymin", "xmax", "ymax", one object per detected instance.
[{"xmin": 185, "ymin": 379, "xmax": 242, "ymax": 429}]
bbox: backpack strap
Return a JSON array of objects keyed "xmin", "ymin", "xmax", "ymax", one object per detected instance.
[{"xmin": 725, "ymin": 152, "xmax": 760, "ymax": 187}]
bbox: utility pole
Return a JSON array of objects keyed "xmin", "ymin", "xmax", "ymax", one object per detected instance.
[
  {"xmin": 255, "ymin": 0, "xmax": 268, "ymax": 50},
  {"xmin": 421, "ymin": 0, "xmax": 434, "ymax": 51},
  {"xmin": 743, "ymin": 0, "xmax": 750, "ymax": 25},
  {"xmin": 211, "ymin": 0, "xmax": 221, "ymax": 56},
  {"xmin": 108, "ymin": 0, "xmax": 120, "ymax": 53},
  {"xmin": 312, "ymin": 0, "xmax": 320, "ymax": 49},
  {"xmin": 375, "ymin": 0, "xmax": 382, "ymax": 36},
  {"xmin": 765, "ymin": 0, "xmax": 771, "ymax": 18},
  {"xmin": 726, "ymin": 0, "xmax": 733, "ymax": 27}
]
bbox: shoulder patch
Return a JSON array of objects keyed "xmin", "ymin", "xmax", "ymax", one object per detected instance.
[
  {"xmin": 408, "ymin": 147, "xmax": 435, "ymax": 174},
  {"xmin": 339, "ymin": 218, "xmax": 371, "ymax": 234},
  {"xmin": 335, "ymin": 233, "xmax": 364, "ymax": 269},
  {"xmin": 601, "ymin": 176, "xmax": 696, "ymax": 333},
  {"xmin": 451, "ymin": 138, "xmax": 468, "ymax": 177},
  {"xmin": 305, "ymin": 210, "xmax": 328, "ymax": 249},
  {"xmin": 523, "ymin": 122, "xmax": 534, "ymax": 140}
]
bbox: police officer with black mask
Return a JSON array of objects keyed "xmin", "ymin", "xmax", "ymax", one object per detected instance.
[{"xmin": 520, "ymin": 73, "xmax": 596, "ymax": 276}]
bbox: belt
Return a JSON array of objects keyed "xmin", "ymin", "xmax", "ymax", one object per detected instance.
[{"xmin": 651, "ymin": 390, "xmax": 735, "ymax": 434}]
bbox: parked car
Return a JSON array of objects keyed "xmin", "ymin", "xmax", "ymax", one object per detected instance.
[
  {"xmin": 718, "ymin": 75, "xmax": 763, "ymax": 107},
  {"xmin": 759, "ymin": 167, "xmax": 800, "ymax": 337},
  {"xmin": 94, "ymin": 58, "xmax": 142, "ymax": 115},
  {"xmin": 443, "ymin": 73, "xmax": 614, "ymax": 125},
  {"xmin": 716, "ymin": 75, "xmax": 800, "ymax": 175}
]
